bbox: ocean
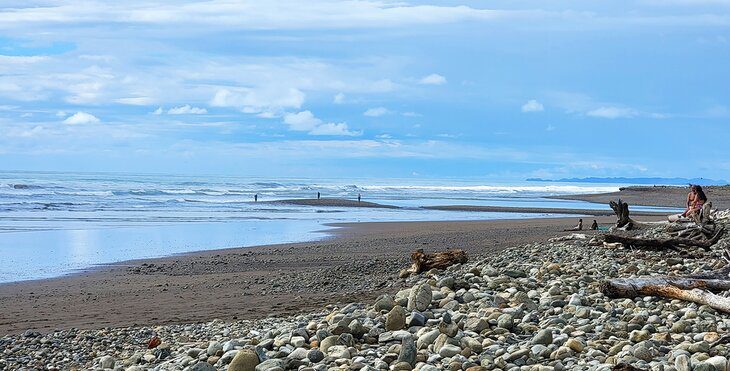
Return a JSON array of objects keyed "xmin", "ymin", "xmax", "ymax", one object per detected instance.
[{"xmin": 0, "ymin": 171, "xmax": 679, "ymax": 283}]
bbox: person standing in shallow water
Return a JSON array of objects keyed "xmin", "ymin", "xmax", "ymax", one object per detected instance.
[
  {"xmin": 317, "ymin": 192, "xmax": 320, "ymax": 199},
  {"xmin": 358, "ymin": 194, "xmax": 361, "ymax": 203},
  {"xmin": 254, "ymin": 194, "xmax": 257, "ymax": 202}
]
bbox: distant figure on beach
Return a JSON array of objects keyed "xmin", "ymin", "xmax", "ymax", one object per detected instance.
[
  {"xmin": 564, "ymin": 218, "xmax": 583, "ymax": 231},
  {"xmin": 669, "ymin": 184, "xmax": 707, "ymax": 221},
  {"xmin": 590, "ymin": 220, "xmax": 598, "ymax": 230},
  {"xmin": 254, "ymin": 194, "xmax": 258, "ymax": 202},
  {"xmin": 317, "ymin": 192, "xmax": 320, "ymax": 199},
  {"xmin": 358, "ymin": 194, "xmax": 361, "ymax": 203}
]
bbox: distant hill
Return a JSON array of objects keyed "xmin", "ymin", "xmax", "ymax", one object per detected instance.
[{"xmin": 526, "ymin": 177, "xmax": 729, "ymax": 186}]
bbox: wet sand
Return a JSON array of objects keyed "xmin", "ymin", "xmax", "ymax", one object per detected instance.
[{"xmin": 0, "ymin": 215, "xmax": 647, "ymax": 336}]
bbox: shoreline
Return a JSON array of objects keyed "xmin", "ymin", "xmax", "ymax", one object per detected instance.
[
  {"xmin": 1, "ymin": 215, "xmax": 647, "ymax": 336},
  {"xmin": 0, "ymin": 200, "xmax": 659, "ymax": 286},
  {"xmin": 420, "ymin": 205, "xmax": 671, "ymax": 216},
  {"xmin": 551, "ymin": 185, "xmax": 730, "ymax": 209}
]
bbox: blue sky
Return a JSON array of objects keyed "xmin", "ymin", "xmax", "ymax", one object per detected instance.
[{"xmin": 0, "ymin": 1, "xmax": 729, "ymax": 180}]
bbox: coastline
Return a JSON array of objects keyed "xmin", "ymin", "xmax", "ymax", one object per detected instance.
[
  {"xmin": 0, "ymin": 215, "xmax": 650, "ymax": 336},
  {"xmin": 420, "ymin": 205, "xmax": 670, "ymax": 216},
  {"xmin": 550, "ymin": 185, "xmax": 730, "ymax": 209}
]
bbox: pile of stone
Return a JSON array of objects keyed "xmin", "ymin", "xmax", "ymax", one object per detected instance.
[{"xmin": 2, "ymin": 235, "xmax": 730, "ymax": 371}]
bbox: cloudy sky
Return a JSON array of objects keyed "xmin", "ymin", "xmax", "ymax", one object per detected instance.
[{"xmin": 1, "ymin": 1, "xmax": 729, "ymax": 179}]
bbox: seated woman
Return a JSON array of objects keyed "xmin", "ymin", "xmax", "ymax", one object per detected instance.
[
  {"xmin": 684, "ymin": 185, "xmax": 707, "ymax": 218},
  {"xmin": 668, "ymin": 185, "xmax": 707, "ymax": 222}
]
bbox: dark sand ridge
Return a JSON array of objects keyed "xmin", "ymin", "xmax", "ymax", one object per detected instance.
[
  {"xmin": 268, "ymin": 198, "xmax": 400, "ymax": 209},
  {"xmin": 422, "ymin": 205, "xmax": 669, "ymax": 216},
  {"xmin": 551, "ymin": 185, "xmax": 730, "ymax": 209},
  {"xmin": 0, "ymin": 215, "xmax": 660, "ymax": 336},
  {"xmin": 274, "ymin": 198, "xmax": 671, "ymax": 216}
]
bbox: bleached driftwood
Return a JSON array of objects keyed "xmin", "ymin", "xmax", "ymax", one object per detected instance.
[
  {"xmin": 602, "ymin": 248, "xmax": 730, "ymax": 313},
  {"xmin": 601, "ymin": 276, "xmax": 730, "ymax": 313},
  {"xmin": 603, "ymin": 228, "xmax": 725, "ymax": 252}
]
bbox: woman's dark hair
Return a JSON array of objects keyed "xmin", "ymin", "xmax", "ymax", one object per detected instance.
[{"xmin": 694, "ymin": 185, "xmax": 708, "ymax": 202}]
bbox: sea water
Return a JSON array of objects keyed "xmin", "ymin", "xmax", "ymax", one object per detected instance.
[{"xmin": 0, "ymin": 171, "xmax": 679, "ymax": 283}]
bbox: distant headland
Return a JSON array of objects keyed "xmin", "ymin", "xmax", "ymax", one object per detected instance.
[{"xmin": 526, "ymin": 177, "xmax": 729, "ymax": 186}]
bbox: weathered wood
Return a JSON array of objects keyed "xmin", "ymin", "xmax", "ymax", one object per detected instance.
[
  {"xmin": 609, "ymin": 199, "xmax": 665, "ymax": 230},
  {"xmin": 408, "ymin": 249, "xmax": 468, "ymax": 274},
  {"xmin": 610, "ymin": 199, "xmax": 634, "ymax": 229},
  {"xmin": 602, "ymin": 277, "xmax": 730, "ymax": 294},
  {"xmin": 692, "ymin": 202, "xmax": 714, "ymax": 225},
  {"xmin": 601, "ymin": 277, "xmax": 730, "ymax": 313},
  {"xmin": 604, "ymin": 227, "xmax": 724, "ymax": 251}
]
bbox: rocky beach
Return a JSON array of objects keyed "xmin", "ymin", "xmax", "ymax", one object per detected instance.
[{"xmin": 3, "ymin": 210, "xmax": 730, "ymax": 370}]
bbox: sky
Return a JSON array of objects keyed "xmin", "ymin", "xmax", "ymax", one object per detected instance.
[{"xmin": 0, "ymin": 1, "xmax": 729, "ymax": 180}]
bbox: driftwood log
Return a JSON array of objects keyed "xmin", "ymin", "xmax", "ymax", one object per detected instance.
[
  {"xmin": 605, "ymin": 199, "xmax": 725, "ymax": 251},
  {"xmin": 601, "ymin": 276, "xmax": 730, "ymax": 313},
  {"xmin": 604, "ymin": 228, "xmax": 725, "ymax": 251},
  {"xmin": 406, "ymin": 249, "xmax": 468, "ymax": 276},
  {"xmin": 602, "ymin": 248, "xmax": 730, "ymax": 313}
]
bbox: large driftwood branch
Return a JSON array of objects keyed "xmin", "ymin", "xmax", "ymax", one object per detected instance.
[
  {"xmin": 610, "ymin": 199, "xmax": 635, "ymax": 230},
  {"xmin": 407, "ymin": 249, "xmax": 468, "ymax": 275},
  {"xmin": 609, "ymin": 199, "xmax": 666, "ymax": 230},
  {"xmin": 604, "ymin": 227, "xmax": 725, "ymax": 251},
  {"xmin": 601, "ymin": 277, "xmax": 730, "ymax": 313}
]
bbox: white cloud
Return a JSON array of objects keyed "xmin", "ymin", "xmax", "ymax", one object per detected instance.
[
  {"xmin": 547, "ymin": 91, "xmax": 666, "ymax": 119},
  {"xmin": 521, "ymin": 99, "xmax": 544, "ymax": 112},
  {"xmin": 586, "ymin": 106, "xmax": 637, "ymax": 119},
  {"xmin": 363, "ymin": 107, "xmax": 390, "ymax": 117},
  {"xmin": 402, "ymin": 112, "xmax": 421, "ymax": 117},
  {"xmin": 418, "ymin": 74, "xmax": 447, "ymax": 85},
  {"xmin": 167, "ymin": 104, "xmax": 208, "ymax": 115},
  {"xmin": 211, "ymin": 87, "xmax": 305, "ymax": 114},
  {"xmin": 0, "ymin": 2, "xmax": 503, "ymax": 30},
  {"xmin": 283, "ymin": 110, "xmax": 360, "ymax": 136},
  {"xmin": 116, "ymin": 96, "xmax": 154, "ymax": 105},
  {"xmin": 56, "ymin": 111, "xmax": 68, "ymax": 117},
  {"xmin": 152, "ymin": 107, "xmax": 163, "ymax": 115},
  {"xmin": 370, "ymin": 79, "xmax": 398, "ymax": 92},
  {"xmin": 309, "ymin": 123, "xmax": 361, "ymax": 136},
  {"xmin": 6, "ymin": 125, "xmax": 46, "ymax": 138},
  {"xmin": 63, "ymin": 112, "xmax": 100, "ymax": 125},
  {"xmin": 333, "ymin": 93, "xmax": 345, "ymax": 104},
  {"xmin": 283, "ymin": 110, "xmax": 320, "ymax": 131}
]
